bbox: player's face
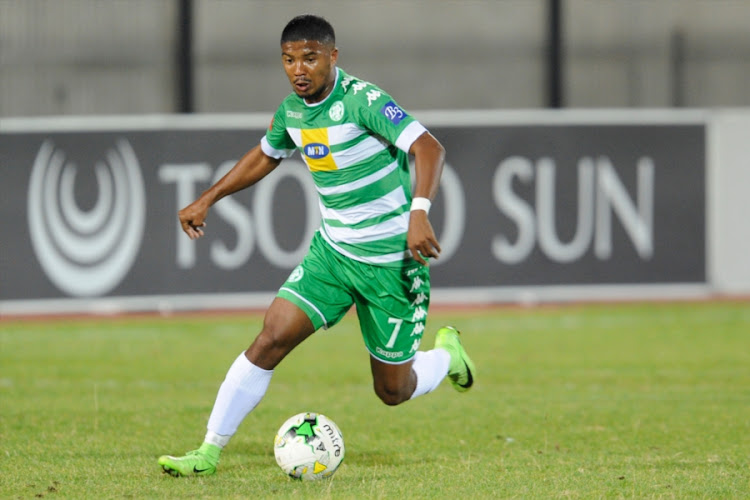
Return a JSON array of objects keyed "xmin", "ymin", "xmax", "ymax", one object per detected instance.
[{"xmin": 281, "ymin": 40, "xmax": 338, "ymax": 104}]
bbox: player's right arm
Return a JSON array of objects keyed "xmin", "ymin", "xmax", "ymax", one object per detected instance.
[{"xmin": 179, "ymin": 145, "xmax": 281, "ymax": 239}]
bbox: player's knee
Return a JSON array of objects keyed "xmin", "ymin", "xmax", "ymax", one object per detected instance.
[
  {"xmin": 373, "ymin": 382, "xmax": 410, "ymax": 406},
  {"xmin": 257, "ymin": 308, "xmax": 301, "ymax": 352},
  {"xmin": 247, "ymin": 317, "xmax": 298, "ymax": 368},
  {"xmin": 251, "ymin": 325, "xmax": 283, "ymax": 354}
]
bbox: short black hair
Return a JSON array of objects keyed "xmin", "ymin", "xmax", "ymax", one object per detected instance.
[{"xmin": 280, "ymin": 15, "xmax": 335, "ymax": 46}]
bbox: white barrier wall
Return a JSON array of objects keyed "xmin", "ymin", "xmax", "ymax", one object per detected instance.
[
  {"xmin": 0, "ymin": 109, "xmax": 747, "ymax": 316},
  {"xmin": 709, "ymin": 111, "xmax": 750, "ymax": 294}
]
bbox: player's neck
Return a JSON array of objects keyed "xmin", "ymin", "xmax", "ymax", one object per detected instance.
[{"xmin": 304, "ymin": 68, "xmax": 339, "ymax": 106}]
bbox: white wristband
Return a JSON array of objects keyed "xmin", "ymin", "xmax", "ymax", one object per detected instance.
[{"xmin": 410, "ymin": 197, "xmax": 432, "ymax": 214}]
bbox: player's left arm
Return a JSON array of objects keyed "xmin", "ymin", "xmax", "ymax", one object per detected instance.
[{"xmin": 408, "ymin": 131, "xmax": 445, "ymax": 265}]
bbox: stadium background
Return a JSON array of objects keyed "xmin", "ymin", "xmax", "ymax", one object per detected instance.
[
  {"xmin": 3, "ymin": 0, "xmax": 750, "ymax": 115},
  {"xmin": 1, "ymin": 0, "xmax": 749, "ymax": 315}
]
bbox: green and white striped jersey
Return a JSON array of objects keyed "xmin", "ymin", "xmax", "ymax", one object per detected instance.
[{"xmin": 261, "ymin": 68, "xmax": 427, "ymax": 267}]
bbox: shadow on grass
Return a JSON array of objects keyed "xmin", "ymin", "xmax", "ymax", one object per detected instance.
[{"xmin": 232, "ymin": 441, "xmax": 433, "ymax": 469}]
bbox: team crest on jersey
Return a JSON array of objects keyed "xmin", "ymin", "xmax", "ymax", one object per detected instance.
[
  {"xmin": 380, "ymin": 101, "xmax": 407, "ymax": 125},
  {"xmin": 329, "ymin": 101, "xmax": 344, "ymax": 121}
]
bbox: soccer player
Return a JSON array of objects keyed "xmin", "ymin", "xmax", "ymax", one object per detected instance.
[{"xmin": 158, "ymin": 14, "xmax": 475, "ymax": 477}]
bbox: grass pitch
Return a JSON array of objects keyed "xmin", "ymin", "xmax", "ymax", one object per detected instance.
[{"xmin": 1, "ymin": 301, "xmax": 749, "ymax": 499}]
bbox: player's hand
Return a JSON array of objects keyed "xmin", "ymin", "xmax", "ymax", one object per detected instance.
[
  {"xmin": 407, "ymin": 210, "xmax": 441, "ymax": 265},
  {"xmin": 178, "ymin": 199, "xmax": 210, "ymax": 239}
]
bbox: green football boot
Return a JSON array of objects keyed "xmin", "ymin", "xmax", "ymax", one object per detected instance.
[
  {"xmin": 434, "ymin": 326, "xmax": 476, "ymax": 392},
  {"xmin": 158, "ymin": 442, "xmax": 220, "ymax": 477}
]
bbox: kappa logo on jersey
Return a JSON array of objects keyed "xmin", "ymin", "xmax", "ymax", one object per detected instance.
[
  {"xmin": 341, "ymin": 75, "xmax": 355, "ymax": 92},
  {"xmin": 366, "ymin": 89, "xmax": 382, "ymax": 106},
  {"xmin": 380, "ymin": 101, "xmax": 407, "ymax": 125},
  {"xmin": 305, "ymin": 143, "xmax": 330, "ymax": 159}
]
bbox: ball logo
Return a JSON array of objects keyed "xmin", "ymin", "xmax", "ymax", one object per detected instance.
[{"xmin": 27, "ymin": 139, "xmax": 146, "ymax": 297}]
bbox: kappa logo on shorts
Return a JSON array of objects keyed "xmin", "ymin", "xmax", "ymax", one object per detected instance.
[{"xmin": 288, "ymin": 265, "xmax": 304, "ymax": 282}]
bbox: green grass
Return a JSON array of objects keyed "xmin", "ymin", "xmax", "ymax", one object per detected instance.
[{"xmin": 1, "ymin": 301, "xmax": 749, "ymax": 499}]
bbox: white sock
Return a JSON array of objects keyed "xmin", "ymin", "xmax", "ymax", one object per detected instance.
[
  {"xmin": 205, "ymin": 352, "xmax": 273, "ymax": 445},
  {"xmin": 410, "ymin": 349, "xmax": 451, "ymax": 400},
  {"xmin": 204, "ymin": 429, "xmax": 231, "ymax": 448}
]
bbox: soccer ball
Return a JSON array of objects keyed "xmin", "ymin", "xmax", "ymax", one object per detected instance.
[{"xmin": 273, "ymin": 412, "xmax": 345, "ymax": 480}]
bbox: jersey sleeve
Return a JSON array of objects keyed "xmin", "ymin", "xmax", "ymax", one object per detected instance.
[
  {"xmin": 260, "ymin": 105, "xmax": 297, "ymax": 159},
  {"xmin": 350, "ymin": 85, "xmax": 427, "ymax": 154}
]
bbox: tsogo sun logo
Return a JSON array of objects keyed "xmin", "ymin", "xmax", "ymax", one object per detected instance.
[{"xmin": 27, "ymin": 139, "xmax": 146, "ymax": 297}]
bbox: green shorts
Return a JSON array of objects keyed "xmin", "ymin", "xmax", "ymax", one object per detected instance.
[{"xmin": 277, "ymin": 232, "xmax": 430, "ymax": 364}]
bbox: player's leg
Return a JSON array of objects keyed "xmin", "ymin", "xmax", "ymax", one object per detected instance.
[
  {"xmin": 368, "ymin": 351, "xmax": 451, "ymax": 405},
  {"xmin": 159, "ymin": 234, "xmax": 353, "ymax": 477},
  {"xmin": 204, "ymin": 297, "xmax": 316, "ymax": 443},
  {"xmin": 356, "ymin": 261, "xmax": 475, "ymax": 404},
  {"xmin": 369, "ymin": 357, "xmax": 417, "ymax": 405},
  {"xmin": 245, "ymin": 296, "xmax": 317, "ymax": 369},
  {"xmin": 368, "ymin": 327, "xmax": 476, "ymax": 405},
  {"xmin": 158, "ymin": 298, "xmax": 315, "ymax": 477},
  {"xmin": 353, "ymin": 261, "xmax": 448, "ymax": 404}
]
